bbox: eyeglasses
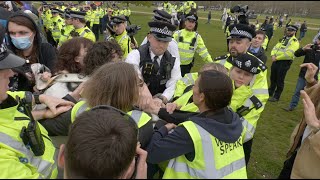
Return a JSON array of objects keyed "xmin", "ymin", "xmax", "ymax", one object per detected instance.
[
  {"xmin": 90, "ymin": 105, "xmax": 139, "ymax": 138},
  {"xmin": 138, "ymin": 78, "xmax": 144, "ymax": 87}
]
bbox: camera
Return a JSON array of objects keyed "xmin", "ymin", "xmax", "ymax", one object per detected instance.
[
  {"xmin": 18, "ymin": 96, "xmax": 45, "ymax": 156},
  {"xmin": 230, "ymin": 5, "xmax": 249, "ymax": 25},
  {"xmin": 126, "ymin": 24, "xmax": 141, "ymax": 37},
  {"xmin": 311, "ymin": 43, "xmax": 320, "ymax": 51}
]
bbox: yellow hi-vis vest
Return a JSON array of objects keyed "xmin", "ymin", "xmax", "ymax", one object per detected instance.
[
  {"xmin": 58, "ymin": 24, "xmax": 75, "ymax": 46},
  {"xmin": 0, "ymin": 91, "xmax": 58, "ymax": 179},
  {"xmin": 214, "ymin": 53, "xmax": 269, "ymax": 142},
  {"xmin": 174, "ymin": 72, "xmax": 198, "ymax": 98},
  {"xmin": 114, "ymin": 31, "xmax": 132, "ymax": 59},
  {"xmin": 173, "ymin": 29, "xmax": 213, "ymax": 66},
  {"xmin": 50, "ymin": 16, "xmax": 65, "ymax": 42},
  {"xmin": 162, "ymin": 121, "xmax": 247, "ymax": 179},
  {"xmin": 67, "ymin": 26, "xmax": 96, "ymax": 42},
  {"xmin": 262, "ymin": 35, "xmax": 269, "ymax": 50},
  {"xmin": 271, "ymin": 35, "xmax": 300, "ymax": 61},
  {"xmin": 70, "ymin": 101, "xmax": 151, "ymax": 128}
]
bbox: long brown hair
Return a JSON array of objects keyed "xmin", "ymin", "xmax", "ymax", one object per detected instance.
[
  {"xmin": 8, "ymin": 15, "xmax": 39, "ymax": 64},
  {"xmin": 55, "ymin": 37, "xmax": 94, "ymax": 73},
  {"xmin": 82, "ymin": 62, "xmax": 139, "ymax": 112}
]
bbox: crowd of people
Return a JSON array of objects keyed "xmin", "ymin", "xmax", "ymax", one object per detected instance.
[{"xmin": 0, "ymin": 1, "xmax": 319, "ymax": 179}]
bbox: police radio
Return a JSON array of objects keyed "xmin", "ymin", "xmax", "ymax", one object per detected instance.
[{"xmin": 18, "ymin": 96, "xmax": 45, "ymax": 156}]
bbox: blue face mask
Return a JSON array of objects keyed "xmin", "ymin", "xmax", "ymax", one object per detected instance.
[{"xmin": 10, "ymin": 35, "xmax": 33, "ymax": 50}]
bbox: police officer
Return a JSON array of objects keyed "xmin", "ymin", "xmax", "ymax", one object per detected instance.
[
  {"xmin": 214, "ymin": 23, "xmax": 269, "ymax": 164},
  {"xmin": 49, "ymin": 8, "xmax": 65, "ymax": 47},
  {"xmin": 67, "ymin": 10, "xmax": 96, "ymax": 42},
  {"xmin": 141, "ymin": 10, "xmax": 181, "ymax": 77},
  {"xmin": 163, "ymin": 1, "xmax": 172, "ymax": 15},
  {"xmin": 58, "ymin": 11, "xmax": 75, "ymax": 47},
  {"xmin": 125, "ymin": 20, "xmax": 181, "ymax": 104},
  {"xmin": 174, "ymin": 13, "xmax": 212, "ymax": 76},
  {"xmin": 90, "ymin": 4, "xmax": 101, "ymax": 41},
  {"xmin": 268, "ymin": 25, "xmax": 300, "ymax": 102},
  {"xmin": 110, "ymin": 15, "xmax": 131, "ymax": 59},
  {"xmin": 0, "ymin": 41, "xmax": 74, "ymax": 178}
]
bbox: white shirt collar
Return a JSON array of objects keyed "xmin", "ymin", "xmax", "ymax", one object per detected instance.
[{"xmin": 149, "ymin": 48, "xmax": 163, "ymax": 61}]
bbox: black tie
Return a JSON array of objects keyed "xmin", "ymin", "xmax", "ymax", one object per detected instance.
[{"xmin": 153, "ymin": 56, "xmax": 160, "ymax": 74}]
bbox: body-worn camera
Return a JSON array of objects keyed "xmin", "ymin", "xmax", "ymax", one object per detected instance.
[
  {"xmin": 311, "ymin": 43, "xmax": 320, "ymax": 51},
  {"xmin": 18, "ymin": 96, "xmax": 45, "ymax": 156}
]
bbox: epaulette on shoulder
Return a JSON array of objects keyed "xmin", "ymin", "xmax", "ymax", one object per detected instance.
[
  {"xmin": 214, "ymin": 54, "xmax": 228, "ymax": 61},
  {"xmin": 58, "ymin": 19, "xmax": 62, "ymax": 22},
  {"xmin": 84, "ymin": 29, "xmax": 91, "ymax": 33}
]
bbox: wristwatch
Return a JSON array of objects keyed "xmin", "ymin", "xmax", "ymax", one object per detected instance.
[{"xmin": 33, "ymin": 93, "xmax": 41, "ymax": 104}]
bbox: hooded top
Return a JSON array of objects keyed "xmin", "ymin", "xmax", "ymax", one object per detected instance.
[
  {"xmin": 6, "ymin": 12, "xmax": 57, "ymax": 91},
  {"xmin": 147, "ymin": 107, "xmax": 243, "ymax": 163}
]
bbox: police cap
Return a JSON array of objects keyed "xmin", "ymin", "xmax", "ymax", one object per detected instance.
[
  {"xmin": 232, "ymin": 53, "xmax": 266, "ymax": 74},
  {"xmin": 228, "ymin": 24, "xmax": 256, "ymax": 41},
  {"xmin": 50, "ymin": 8, "xmax": 61, "ymax": 13},
  {"xmin": 64, "ymin": 10, "xmax": 71, "ymax": 19},
  {"xmin": 152, "ymin": 9, "xmax": 172, "ymax": 24},
  {"xmin": 69, "ymin": 10, "xmax": 86, "ymax": 19},
  {"xmin": 0, "ymin": 44, "xmax": 25, "ymax": 70},
  {"xmin": 186, "ymin": 13, "xmax": 198, "ymax": 22},
  {"xmin": 148, "ymin": 21, "xmax": 176, "ymax": 42},
  {"xmin": 111, "ymin": 15, "xmax": 127, "ymax": 25},
  {"xmin": 286, "ymin": 24, "xmax": 298, "ymax": 31}
]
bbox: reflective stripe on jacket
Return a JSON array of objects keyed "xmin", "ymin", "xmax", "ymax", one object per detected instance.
[{"xmin": 162, "ymin": 121, "xmax": 247, "ymax": 179}]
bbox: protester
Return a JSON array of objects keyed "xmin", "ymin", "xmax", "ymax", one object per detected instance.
[
  {"xmin": 57, "ymin": 108, "xmax": 147, "ymax": 179},
  {"xmin": 146, "ymin": 70, "xmax": 247, "ymax": 179},
  {"xmin": 279, "ymin": 63, "xmax": 320, "ymax": 178},
  {"xmin": 6, "ymin": 12, "xmax": 57, "ymax": 92}
]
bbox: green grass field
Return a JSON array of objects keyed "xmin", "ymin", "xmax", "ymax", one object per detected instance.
[{"xmin": 114, "ymin": 6, "xmax": 318, "ymax": 179}]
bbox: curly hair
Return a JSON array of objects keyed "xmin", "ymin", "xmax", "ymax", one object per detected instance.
[
  {"xmin": 55, "ymin": 37, "xmax": 94, "ymax": 73},
  {"xmin": 83, "ymin": 41, "xmax": 123, "ymax": 75}
]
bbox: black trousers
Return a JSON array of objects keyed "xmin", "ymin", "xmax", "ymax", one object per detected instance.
[
  {"xmin": 180, "ymin": 64, "xmax": 193, "ymax": 77},
  {"xmin": 278, "ymin": 151, "xmax": 297, "ymax": 179},
  {"xmin": 243, "ymin": 139, "xmax": 254, "ymax": 166},
  {"xmin": 92, "ymin": 24, "xmax": 100, "ymax": 41},
  {"xmin": 269, "ymin": 60, "xmax": 292, "ymax": 100},
  {"xmin": 86, "ymin": 21, "xmax": 91, "ymax": 29}
]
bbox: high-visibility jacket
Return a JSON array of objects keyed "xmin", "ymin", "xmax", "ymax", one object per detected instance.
[
  {"xmin": 49, "ymin": 15, "xmax": 65, "ymax": 42},
  {"xmin": 173, "ymin": 29, "xmax": 213, "ymax": 66},
  {"xmin": 174, "ymin": 72, "xmax": 198, "ymax": 98},
  {"xmin": 262, "ymin": 35, "xmax": 269, "ymax": 50},
  {"xmin": 58, "ymin": 24, "xmax": 75, "ymax": 46},
  {"xmin": 42, "ymin": 10, "xmax": 52, "ymax": 29},
  {"xmin": 163, "ymin": 2, "xmax": 172, "ymax": 14},
  {"xmin": 0, "ymin": 91, "xmax": 57, "ymax": 179},
  {"xmin": 67, "ymin": 26, "xmax": 96, "ymax": 42},
  {"xmin": 85, "ymin": 10, "xmax": 92, "ymax": 23},
  {"xmin": 271, "ymin": 35, "xmax": 299, "ymax": 61},
  {"xmin": 113, "ymin": 30, "xmax": 131, "ymax": 59},
  {"xmin": 273, "ymin": 22, "xmax": 278, "ymax": 31},
  {"xmin": 113, "ymin": 9, "xmax": 120, "ymax": 16},
  {"xmin": 162, "ymin": 121, "xmax": 247, "ymax": 179},
  {"xmin": 90, "ymin": 9, "xmax": 101, "ymax": 27},
  {"xmin": 70, "ymin": 101, "xmax": 151, "ymax": 128},
  {"xmin": 214, "ymin": 53, "xmax": 269, "ymax": 141}
]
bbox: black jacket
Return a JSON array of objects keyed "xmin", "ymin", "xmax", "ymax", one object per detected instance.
[
  {"xmin": 6, "ymin": 12, "xmax": 57, "ymax": 91},
  {"xmin": 294, "ymin": 48, "xmax": 320, "ymax": 79},
  {"xmin": 248, "ymin": 46, "xmax": 268, "ymax": 64}
]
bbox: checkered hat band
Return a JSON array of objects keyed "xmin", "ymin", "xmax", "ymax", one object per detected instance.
[
  {"xmin": 150, "ymin": 27, "xmax": 173, "ymax": 36},
  {"xmin": 231, "ymin": 29, "xmax": 252, "ymax": 39}
]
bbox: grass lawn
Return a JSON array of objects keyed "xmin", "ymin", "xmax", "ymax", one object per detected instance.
[{"xmin": 105, "ymin": 6, "xmax": 318, "ymax": 179}]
